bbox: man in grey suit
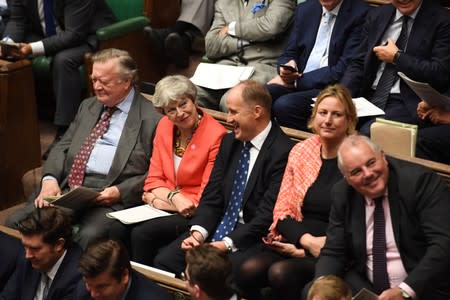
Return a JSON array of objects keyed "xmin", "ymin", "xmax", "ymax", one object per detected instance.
[
  {"xmin": 196, "ymin": 0, "xmax": 295, "ymax": 111},
  {"xmin": 6, "ymin": 48, "xmax": 161, "ymax": 249},
  {"xmin": 1, "ymin": 0, "xmax": 116, "ymax": 154}
]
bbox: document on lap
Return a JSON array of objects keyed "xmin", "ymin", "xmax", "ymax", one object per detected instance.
[
  {"xmin": 398, "ymin": 72, "xmax": 450, "ymax": 108},
  {"xmin": 106, "ymin": 204, "xmax": 173, "ymax": 224},
  {"xmin": 190, "ymin": 62, "xmax": 255, "ymax": 90},
  {"xmin": 352, "ymin": 288, "xmax": 378, "ymax": 300},
  {"xmin": 44, "ymin": 186, "xmax": 100, "ymax": 211}
]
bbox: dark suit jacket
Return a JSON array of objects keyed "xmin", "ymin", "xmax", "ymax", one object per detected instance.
[
  {"xmin": 0, "ymin": 232, "xmax": 21, "ymax": 292},
  {"xmin": 190, "ymin": 123, "xmax": 294, "ymax": 249},
  {"xmin": 0, "ymin": 244, "xmax": 83, "ymax": 300},
  {"xmin": 43, "ymin": 90, "xmax": 161, "ymax": 208},
  {"xmin": 315, "ymin": 157, "xmax": 450, "ymax": 299},
  {"xmin": 341, "ymin": 1, "xmax": 450, "ymax": 116},
  {"xmin": 3, "ymin": 0, "xmax": 116, "ymax": 54},
  {"xmin": 73, "ymin": 269, "xmax": 173, "ymax": 300},
  {"xmin": 279, "ymin": 0, "xmax": 369, "ymax": 91}
]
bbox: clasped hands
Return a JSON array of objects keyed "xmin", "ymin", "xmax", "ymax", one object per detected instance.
[{"xmin": 34, "ymin": 179, "xmax": 120, "ymax": 208}]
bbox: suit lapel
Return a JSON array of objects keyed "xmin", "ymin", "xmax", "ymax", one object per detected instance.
[
  {"xmin": 351, "ymin": 193, "xmax": 367, "ymax": 267},
  {"xmin": 387, "ymin": 170, "xmax": 401, "ymax": 246},
  {"xmin": 404, "ymin": 1, "xmax": 431, "ymax": 54},
  {"xmin": 24, "ymin": 267, "xmax": 41, "ymax": 300},
  {"xmin": 371, "ymin": 6, "xmax": 395, "ymax": 49},
  {"xmin": 105, "ymin": 92, "xmax": 142, "ymax": 185},
  {"xmin": 303, "ymin": 2, "xmax": 322, "ymax": 69}
]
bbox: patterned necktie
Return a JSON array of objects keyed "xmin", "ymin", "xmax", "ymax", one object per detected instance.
[
  {"xmin": 372, "ymin": 197, "xmax": 390, "ymax": 294},
  {"xmin": 211, "ymin": 142, "xmax": 252, "ymax": 241},
  {"xmin": 43, "ymin": 0, "xmax": 56, "ymax": 36},
  {"xmin": 68, "ymin": 106, "xmax": 116, "ymax": 189},
  {"xmin": 371, "ymin": 15, "xmax": 410, "ymax": 110},
  {"xmin": 303, "ymin": 12, "xmax": 334, "ymax": 73}
]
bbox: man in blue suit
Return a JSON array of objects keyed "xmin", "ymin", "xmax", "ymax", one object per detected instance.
[
  {"xmin": 267, "ymin": 0, "xmax": 369, "ymax": 131},
  {"xmin": 341, "ymin": 0, "xmax": 450, "ymax": 135},
  {"xmin": 75, "ymin": 239, "xmax": 172, "ymax": 300},
  {"xmin": 0, "ymin": 207, "xmax": 82, "ymax": 300}
]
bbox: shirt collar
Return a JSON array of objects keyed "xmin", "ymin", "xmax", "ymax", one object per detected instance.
[
  {"xmin": 322, "ymin": 0, "xmax": 343, "ymax": 17},
  {"xmin": 394, "ymin": 1, "xmax": 421, "ymax": 21},
  {"xmin": 46, "ymin": 249, "xmax": 67, "ymax": 281},
  {"xmin": 364, "ymin": 189, "xmax": 388, "ymax": 206},
  {"xmin": 114, "ymin": 87, "xmax": 135, "ymax": 114},
  {"xmin": 248, "ymin": 121, "xmax": 272, "ymax": 151}
]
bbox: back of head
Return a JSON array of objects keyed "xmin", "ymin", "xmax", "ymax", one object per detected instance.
[
  {"xmin": 17, "ymin": 207, "xmax": 72, "ymax": 248},
  {"xmin": 307, "ymin": 275, "xmax": 352, "ymax": 300},
  {"xmin": 78, "ymin": 239, "xmax": 131, "ymax": 282},
  {"xmin": 238, "ymin": 80, "xmax": 272, "ymax": 115},
  {"xmin": 185, "ymin": 244, "xmax": 234, "ymax": 300},
  {"xmin": 153, "ymin": 74, "xmax": 197, "ymax": 108},
  {"xmin": 91, "ymin": 48, "xmax": 138, "ymax": 85}
]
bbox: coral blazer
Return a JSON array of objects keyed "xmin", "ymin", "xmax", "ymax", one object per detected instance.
[{"xmin": 144, "ymin": 110, "xmax": 226, "ymax": 206}]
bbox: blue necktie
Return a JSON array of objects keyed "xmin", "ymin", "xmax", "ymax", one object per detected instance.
[
  {"xmin": 372, "ymin": 197, "xmax": 390, "ymax": 294},
  {"xmin": 371, "ymin": 16, "xmax": 410, "ymax": 110},
  {"xmin": 303, "ymin": 12, "xmax": 334, "ymax": 73},
  {"xmin": 43, "ymin": 0, "xmax": 56, "ymax": 36},
  {"xmin": 211, "ymin": 142, "xmax": 252, "ymax": 241}
]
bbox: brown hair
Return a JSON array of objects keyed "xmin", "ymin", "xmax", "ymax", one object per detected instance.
[
  {"xmin": 185, "ymin": 244, "xmax": 234, "ymax": 300},
  {"xmin": 79, "ymin": 239, "xmax": 130, "ymax": 282},
  {"xmin": 307, "ymin": 275, "xmax": 352, "ymax": 300},
  {"xmin": 238, "ymin": 80, "xmax": 272, "ymax": 112},
  {"xmin": 307, "ymin": 84, "xmax": 357, "ymax": 134}
]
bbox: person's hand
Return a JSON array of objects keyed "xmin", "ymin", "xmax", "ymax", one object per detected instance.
[
  {"xmin": 417, "ymin": 100, "xmax": 431, "ymax": 119},
  {"xmin": 219, "ymin": 26, "xmax": 229, "ymax": 36},
  {"xmin": 95, "ymin": 186, "xmax": 120, "ymax": 206},
  {"xmin": 142, "ymin": 191, "xmax": 156, "ymax": 205},
  {"xmin": 424, "ymin": 106, "xmax": 450, "ymax": 124},
  {"xmin": 181, "ymin": 231, "xmax": 204, "ymax": 250},
  {"xmin": 266, "ymin": 240, "xmax": 306, "ymax": 257},
  {"xmin": 378, "ymin": 287, "xmax": 404, "ymax": 300},
  {"xmin": 210, "ymin": 241, "xmax": 228, "ymax": 253},
  {"xmin": 300, "ymin": 234, "xmax": 326, "ymax": 258},
  {"xmin": 34, "ymin": 179, "xmax": 61, "ymax": 208},
  {"xmin": 373, "ymin": 38, "xmax": 398, "ymax": 64},
  {"xmin": 171, "ymin": 193, "xmax": 195, "ymax": 218},
  {"xmin": 8, "ymin": 43, "xmax": 31, "ymax": 58}
]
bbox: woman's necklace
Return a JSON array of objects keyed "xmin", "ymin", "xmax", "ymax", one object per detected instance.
[{"xmin": 174, "ymin": 114, "xmax": 202, "ymax": 157}]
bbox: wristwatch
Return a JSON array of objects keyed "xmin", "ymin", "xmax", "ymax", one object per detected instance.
[
  {"xmin": 393, "ymin": 50, "xmax": 403, "ymax": 65},
  {"xmin": 400, "ymin": 288, "xmax": 411, "ymax": 299}
]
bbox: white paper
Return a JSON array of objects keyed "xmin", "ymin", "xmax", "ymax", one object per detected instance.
[
  {"xmin": 312, "ymin": 97, "xmax": 385, "ymax": 117},
  {"xmin": 398, "ymin": 72, "xmax": 450, "ymax": 107},
  {"xmin": 352, "ymin": 288, "xmax": 378, "ymax": 300},
  {"xmin": 131, "ymin": 261, "xmax": 176, "ymax": 278},
  {"xmin": 190, "ymin": 62, "xmax": 255, "ymax": 90},
  {"xmin": 106, "ymin": 204, "xmax": 172, "ymax": 224}
]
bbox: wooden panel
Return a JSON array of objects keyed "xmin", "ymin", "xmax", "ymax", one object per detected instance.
[
  {"xmin": 0, "ymin": 59, "xmax": 41, "ymax": 209},
  {"xmin": 144, "ymin": 0, "xmax": 180, "ymax": 28}
]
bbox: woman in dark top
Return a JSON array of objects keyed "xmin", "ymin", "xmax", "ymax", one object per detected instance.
[{"xmin": 237, "ymin": 84, "xmax": 358, "ymax": 299}]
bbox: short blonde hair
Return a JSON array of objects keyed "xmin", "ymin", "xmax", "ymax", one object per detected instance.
[
  {"xmin": 152, "ymin": 75, "xmax": 197, "ymax": 108},
  {"xmin": 307, "ymin": 275, "xmax": 352, "ymax": 300},
  {"xmin": 307, "ymin": 84, "xmax": 357, "ymax": 135}
]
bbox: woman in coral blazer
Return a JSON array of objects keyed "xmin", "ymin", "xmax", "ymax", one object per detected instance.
[{"xmin": 110, "ymin": 75, "xmax": 226, "ymax": 266}]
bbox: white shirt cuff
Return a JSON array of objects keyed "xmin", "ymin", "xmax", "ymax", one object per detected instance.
[
  {"xmin": 228, "ymin": 21, "xmax": 236, "ymax": 36},
  {"xmin": 398, "ymin": 282, "xmax": 416, "ymax": 299},
  {"xmin": 30, "ymin": 41, "xmax": 45, "ymax": 57},
  {"xmin": 42, "ymin": 175, "xmax": 58, "ymax": 183},
  {"xmin": 190, "ymin": 225, "xmax": 209, "ymax": 241},
  {"xmin": 222, "ymin": 236, "xmax": 238, "ymax": 252}
]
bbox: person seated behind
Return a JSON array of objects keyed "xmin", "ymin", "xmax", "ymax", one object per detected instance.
[
  {"xmin": 75, "ymin": 239, "xmax": 172, "ymax": 300},
  {"xmin": 415, "ymin": 99, "xmax": 450, "ymax": 164},
  {"xmin": 340, "ymin": 0, "xmax": 450, "ymax": 135},
  {"xmin": 0, "ymin": 0, "xmax": 9, "ymax": 37},
  {"xmin": 307, "ymin": 275, "xmax": 352, "ymax": 300},
  {"xmin": 184, "ymin": 244, "xmax": 237, "ymax": 300},
  {"xmin": 5, "ymin": 48, "xmax": 161, "ymax": 249},
  {"xmin": 144, "ymin": 0, "xmax": 215, "ymax": 68},
  {"xmin": 1, "ymin": 207, "xmax": 83, "ymax": 300},
  {"xmin": 153, "ymin": 80, "xmax": 294, "ymax": 276},
  {"xmin": 306, "ymin": 134, "xmax": 450, "ymax": 299},
  {"xmin": 267, "ymin": 0, "xmax": 369, "ymax": 131},
  {"xmin": 196, "ymin": 0, "xmax": 295, "ymax": 111},
  {"xmin": 238, "ymin": 84, "xmax": 357, "ymax": 300},
  {"xmin": 109, "ymin": 75, "xmax": 227, "ymax": 265},
  {"xmin": 1, "ymin": 0, "xmax": 116, "ymax": 151},
  {"xmin": 0, "ymin": 231, "xmax": 22, "ymax": 292}
]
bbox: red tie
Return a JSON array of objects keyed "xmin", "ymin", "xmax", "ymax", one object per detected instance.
[{"xmin": 68, "ymin": 106, "xmax": 116, "ymax": 189}]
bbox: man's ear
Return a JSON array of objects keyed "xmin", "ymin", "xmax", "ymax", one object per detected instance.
[
  {"xmin": 193, "ymin": 284, "xmax": 201, "ymax": 299},
  {"xmin": 121, "ymin": 268, "xmax": 129, "ymax": 285},
  {"xmin": 253, "ymin": 104, "xmax": 263, "ymax": 119},
  {"xmin": 54, "ymin": 238, "xmax": 65, "ymax": 252}
]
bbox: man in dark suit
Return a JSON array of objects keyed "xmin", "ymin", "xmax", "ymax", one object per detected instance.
[
  {"xmin": 267, "ymin": 0, "xmax": 369, "ymax": 131},
  {"xmin": 75, "ymin": 239, "xmax": 172, "ymax": 300},
  {"xmin": 0, "ymin": 231, "xmax": 21, "ymax": 292},
  {"xmin": 341, "ymin": 0, "xmax": 450, "ymax": 135},
  {"xmin": 1, "ymin": 207, "xmax": 83, "ymax": 300},
  {"xmin": 1, "ymin": 0, "xmax": 116, "ymax": 148},
  {"xmin": 154, "ymin": 80, "xmax": 294, "ymax": 275},
  {"xmin": 6, "ymin": 48, "xmax": 161, "ymax": 248},
  {"xmin": 307, "ymin": 135, "xmax": 450, "ymax": 300}
]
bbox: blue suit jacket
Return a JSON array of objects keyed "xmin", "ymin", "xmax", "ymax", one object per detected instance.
[
  {"xmin": 279, "ymin": 0, "xmax": 369, "ymax": 90},
  {"xmin": 74, "ymin": 270, "xmax": 173, "ymax": 300},
  {"xmin": 341, "ymin": 1, "xmax": 450, "ymax": 116},
  {"xmin": 0, "ymin": 244, "xmax": 82, "ymax": 300}
]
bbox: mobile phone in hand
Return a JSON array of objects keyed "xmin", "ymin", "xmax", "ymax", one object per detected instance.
[{"xmin": 280, "ymin": 64, "xmax": 297, "ymax": 72}]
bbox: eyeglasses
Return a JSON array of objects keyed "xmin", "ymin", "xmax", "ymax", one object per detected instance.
[{"xmin": 164, "ymin": 99, "xmax": 192, "ymax": 118}]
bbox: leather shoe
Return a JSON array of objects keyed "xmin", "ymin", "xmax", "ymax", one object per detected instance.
[{"xmin": 165, "ymin": 32, "xmax": 191, "ymax": 68}]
